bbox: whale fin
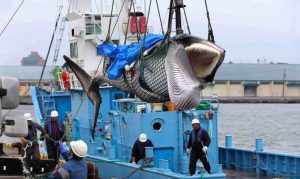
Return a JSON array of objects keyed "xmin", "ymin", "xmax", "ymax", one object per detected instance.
[{"xmin": 63, "ymin": 55, "xmax": 101, "ymax": 140}]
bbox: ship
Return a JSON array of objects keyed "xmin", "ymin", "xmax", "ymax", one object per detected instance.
[{"xmin": 1, "ymin": 0, "xmax": 299, "ymax": 178}]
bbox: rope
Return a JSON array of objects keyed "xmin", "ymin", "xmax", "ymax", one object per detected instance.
[
  {"xmin": 38, "ymin": 4, "xmax": 63, "ymax": 89},
  {"xmin": 256, "ymin": 158, "xmax": 300, "ymax": 177},
  {"xmin": 0, "ymin": 0, "xmax": 25, "ymax": 38},
  {"xmin": 31, "ymin": 136, "xmax": 45, "ymax": 144},
  {"xmin": 140, "ymin": 0, "xmax": 153, "ymax": 53},
  {"xmin": 121, "ymin": 158, "xmax": 154, "ymax": 179},
  {"xmin": 70, "ymin": 51, "xmax": 106, "ymax": 141},
  {"xmin": 155, "ymin": 0, "xmax": 165, "ymax": 34},
  {"xmin": 110, "ymin": 0, "xmax": 126, "ymax": 38},
  {"xmin": 200, "ymin": 172, "xmax": 204, "ymax": 179},
  {"xmin": 93, "ymin": 0, "xmax": 100, "ymax": 14},
  {"xmin": 72, "ymin": 56, "xmax": 103, "ymax": 119},
  {"xmin": 225, "ymin": 151, "xmax": 300, "ymax": 178},
  {"xmin": 132, "ymin": 1, "xmax": 141, "ymax": 41},
  {"xmin": 124, "ymin": 0, "xmax": 134, "ymax": 45},
  {"xmin": 161, "ymin": 9, "xmax": 168, "ymax": 30},
  {"xmin": 204, "ymin": 0, "xmax": 215, "ymax": 43},
  {"xmin": 182, "ymin": 7, "xmax": 191, "ymax": 35},
  {"xmin": 105, "ymin": 0, "xmax": 115, "ymax": 42}
]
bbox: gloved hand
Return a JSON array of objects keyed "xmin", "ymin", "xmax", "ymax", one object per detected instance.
[
  {"xmin": 58, "ymin": 141, "xmax": 67, "ymax": 154},
  {"xmin": 132, "ymin": 162, "xmax": 136, "ymax": 165},
  {"xmin": 202, "ymin": 146, "xmax": 208, "ymax": 154},
  {"xmin": 55, "ymin": 141, "xmax": 60, "ymax": 147},
  {"xmin": 62, "ymin": 142, "xmax": 67, "ymax": 148},
  {"xmin": 21, "ymin": 138, "xmax": 29, "ymax": 145},
  {"xmin": 186, "ymin": 148, "xmax": 191, "ymax": 154}
]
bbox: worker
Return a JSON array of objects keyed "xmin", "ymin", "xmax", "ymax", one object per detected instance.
[
  {"xmin": 61, "ymin": 67, "xmax": 71, "ymax": 91},
  {"xmin": 21, "ymin": 113, "xmax": 48, "ymax": 159},
  {"xmin": 87, "ymin": 161, "xmax": 101, "ymax": 179},
  {"xmin": 131, "ymin": 133, "xmax": 154, "ymax": 164},
  {"xmin": 44, "ymin": 110, "xmax": 66, "ymax": 164},
  {"xmin": 187, "ymin": 118, "xmax": 211, "ymax": 175},
  {"xmin": 50, "ymin": 140, "xmax": 88, "ymax": 179},
  {"xmin": 57, "ymin": 141, "xmax": 100, "ymax": 179},
  {"xmin": 53, "ymin": 65, "xmax": 62, "ymax": 91}
]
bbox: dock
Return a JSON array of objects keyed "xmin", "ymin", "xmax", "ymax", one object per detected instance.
[{"xmin": 218, "ymin": 96, "xmax": 300, "ymax": 103}]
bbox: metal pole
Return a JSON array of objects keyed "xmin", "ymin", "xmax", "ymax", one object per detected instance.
[
  {"xmin": 0, "ymin": 97, "xmax": 3, "ymax": 136},
  {"xmin": 282, "ymin": 68, "xmax": 286, "ymax": 97},
  {"xmin": 174, "ymin": 0, "xmax": 184, "ymax": 34}
]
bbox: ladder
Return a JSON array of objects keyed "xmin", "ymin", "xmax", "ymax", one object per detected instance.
[
  {"xmin": 39, "ymin": 92, "xmax": 56, "ymax": 123},
  {"xmin": 52, "ymin": 2, "xmax": 67, "ymax": 66}
]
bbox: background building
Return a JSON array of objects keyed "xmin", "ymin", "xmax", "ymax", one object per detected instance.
[
  {"xmin": 203, "ymin": 63, "xmax": 300, "ymax": 97},
  {"xmin": 0, "ymin": 66, "xmax": 52, "ymax": 96},
  {"xmin": 21, "ymin": 51, "xmax": 45, "ymax": 66}
]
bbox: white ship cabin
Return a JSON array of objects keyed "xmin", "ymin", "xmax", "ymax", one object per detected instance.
[{"xmin": 66, "ymin": 0, "xmax": 151, "ymax": 79}]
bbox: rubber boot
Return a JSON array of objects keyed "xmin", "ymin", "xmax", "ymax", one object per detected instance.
[{"xmin": 0, "ymin": 143, "xmax": 7, "ymax": 156}]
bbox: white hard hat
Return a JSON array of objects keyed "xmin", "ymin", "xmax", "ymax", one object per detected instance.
[
  {"xmin": 24, "ymin": 113, "xmax": 32, "ymax": 121},
  {"xmin": 191, "ymin": 118, "xmax": 200, "ymax": 125},
  {"xmin": 51, "ymin": 110, "xmax": 59, "ymax": 117},
  {"xmin": 70, "ymin": 140, "xmax": 88, "ymax": 158},
  {"xmin": 139, "ymin": 133, "xmax": 147, "ymax": 143}
]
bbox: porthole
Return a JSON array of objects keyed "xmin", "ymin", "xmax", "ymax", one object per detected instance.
[
  {"xmin": 153, "ymin": 122, "xmax": 161, "ymax": 131},
  {"xmin": 152, "ymin": 118, "xmax": 164, "ymax": 132}
]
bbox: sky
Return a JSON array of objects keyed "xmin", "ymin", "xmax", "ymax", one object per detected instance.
[{"xmin": 0, "ymin": 0, "xmax": 299, "ymax": 65}]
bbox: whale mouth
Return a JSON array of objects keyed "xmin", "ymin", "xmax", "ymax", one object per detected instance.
[
  {"xmin": 172, "ymin": 34, "xmax": 225, "ymax": 83},
  {"xmin": 185, "ymin": 43, "xmax": 222, "ymax": 79}
]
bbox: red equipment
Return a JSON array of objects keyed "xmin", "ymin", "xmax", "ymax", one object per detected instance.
[
  {"xmin": 130, "ymin": 16, "xmax": 137, "ymax": 33},
  {"xmin": 139, "ymin": 16, "xmax": 147, "ymax": 33}
]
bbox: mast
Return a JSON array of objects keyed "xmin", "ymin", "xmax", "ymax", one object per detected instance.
[{"xmin": 174, "ymin": 0, "xmax": 184, "ymax": 34}]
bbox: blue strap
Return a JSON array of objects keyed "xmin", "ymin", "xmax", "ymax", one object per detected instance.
[
  {"xmin": 47, "ymin": 120, "xmax": 63, "ymax": 136},
  {"xmin": 192, "ymin": 127, "xmax": 203, "ymax": 143},
  {"xmin": 27, "ymin": 122, "xmax": 37, "ymax": 141}
]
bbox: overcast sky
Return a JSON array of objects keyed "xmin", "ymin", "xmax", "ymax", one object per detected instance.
[{"xmin": 0, "ymin": 0, "xmax": 299, "ymax": 65}]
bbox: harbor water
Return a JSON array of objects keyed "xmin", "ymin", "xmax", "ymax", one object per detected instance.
[
  {"xmin": 1, "ymin": 103, "xmax": 300, "ymax": 155},
  {"xmin": 218, "ymin": 103, "xmax": 300, "ymax": 155}
]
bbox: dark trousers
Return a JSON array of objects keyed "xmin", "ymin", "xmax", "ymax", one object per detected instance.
[
  {"xmin": 0, "ymin": 143, "xmax": 5, "ymax": 155},
  {"xmin": 46, "ymin": 140, "xmax": 60, "ymax": 164},
  {"xmin": 25, "ymin": 144, "xmax": 40, "ymax": 160},
  {"xmin": 189, "ymin": 150, "xmax": 211, "ymax": 175}
]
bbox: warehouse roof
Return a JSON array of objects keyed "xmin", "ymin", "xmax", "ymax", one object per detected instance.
[
  {"xmin": 214, "ymin": 63, "xmax": 300, "ymax": 81},
  {"xmin": 0, "ymin": 65, "xmax": 52, "ymax": 81}
]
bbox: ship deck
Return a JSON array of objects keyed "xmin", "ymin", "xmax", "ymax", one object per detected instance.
[{"xmin": 1, "ymin": 146, "xmax": 272, "ymax": 179}]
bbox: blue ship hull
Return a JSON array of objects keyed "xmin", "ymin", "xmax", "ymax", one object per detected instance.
[{"xmin": 31, "ymin": 86, "xmax": 300, "ymax": 178}]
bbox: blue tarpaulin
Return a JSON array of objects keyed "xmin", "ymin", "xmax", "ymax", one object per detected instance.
[{"xmin": 97, "ymin": 34, "xmax": 164, "ymax": 80}]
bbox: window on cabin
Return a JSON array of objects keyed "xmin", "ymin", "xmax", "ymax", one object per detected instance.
[{"xmin": 70, "ymin": 42, "xmax": 78, "ymax": 58}]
